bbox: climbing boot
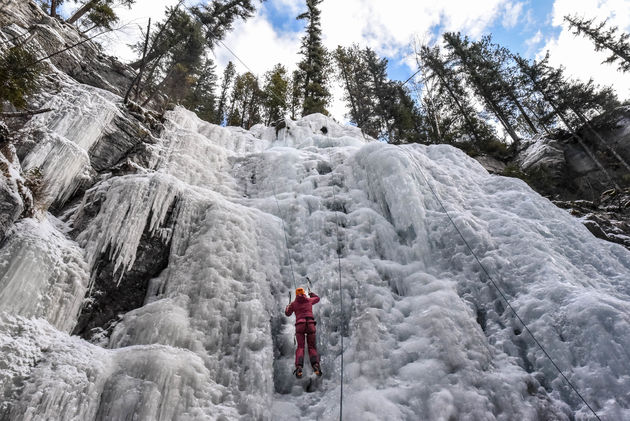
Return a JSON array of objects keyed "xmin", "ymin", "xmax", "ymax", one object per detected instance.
[
  {"xmin": 312, "ymin": 363, "xmax": 322, "ymax": 377},
  {"xmin": 293, "ymin": 366, "xmax": 303, "ymax": 379}
]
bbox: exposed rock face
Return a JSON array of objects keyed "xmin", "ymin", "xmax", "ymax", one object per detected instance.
[
  {"xmin": 72, "ymin": 225, "xmax": 173, "ymax": 342},
  {"xmin": 0, "ymin": 0, "xmax": 135, "ymax": 97},
  {"xmin": 0, "ymin": 0, "xmax": 165, "ymax": 337},
  {"xmin": 514, "ymin": 109, "xmax": 630, "ymax": 201},
  {"xmin": 475, "ymin": 154, "xmax": 506, "ymax": 174},
  {"xmin": 555, "ymin": 189, "xmax": 630, "ymax": 250},
  {"xmin": 508, "ymin": 110, "xmax": 630, "ymax": 249}
]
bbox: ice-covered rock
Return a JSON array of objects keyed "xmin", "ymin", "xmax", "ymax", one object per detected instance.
[
  {"xmin": 516, "ymin": 135, "xmax": 565, "ymax": 173},
  {"xmin": 0, "ymin": 217, "xmax": 88, "ymax": 332},
  {"xmin": 0, "ymin": 0, "xmax": 136, "ymax": 97},
  {"xmin": 2, "ymin": 103, "xmax": 630, "ymax": 420},
  {"xmin": 2, "ymin": 2, "xmax": 630, "ymax": 418},
  {"xmin": 0, "ymin": 139, "xmax": 25, "ymax": 240}
]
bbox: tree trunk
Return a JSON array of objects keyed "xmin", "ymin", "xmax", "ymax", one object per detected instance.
[
  {"xmin": 67, "ymin": 0, "xmax": 99, "ymax": 25},
  {"xmin": 1, "ymin": 108, "xmax": 53, "ymax": 118},
  {"xmin": 128, "ymin": 0, "xmax": 186, "ymax": 70},
  {"xmin": 458, "ymin": 53, "xmax": 520, "ymax": 143},
  {"xmin": 338, "ymin": 60, "xmax": 359, "ymax": 124},
  {"xmin": 141, "ymin": 65, "xmax": 176, "ymax": 108},
  {"xmin": 50, "ymin": 0, "xmax": 57, "ymax": 17},
  {"xmin": 80, "ymin": 24, "xmax": 98, "ymax": 35},
  {"xmin": 124, "ymin": 19, "xmax": 152, "ymax": 104},
  {"xmin": 571, "ymin": 109, "xmax": 630, "ymax": 173},
  {"xmin": 507, "ymin": 91, "xmax": 538, "ymax": 134},
  {"xmin": 433, "ymin": 69, "xmax": 483, "ymax": 145},
  {"xmin": 530, "ymin": 78, "xmax": 621, "ymax": 190}
]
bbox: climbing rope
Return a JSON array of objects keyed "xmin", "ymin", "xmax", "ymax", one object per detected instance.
[
  {"xmin": 403, "ymin": 147, "xmax": 602, "ymax": 421},
  {"xmin": 331, "ymin": 183, "xmax": 345, "ymax": 421},
  {"xmin": 272, "ymin": 185, "xmax": 298, "ymax": 291}
]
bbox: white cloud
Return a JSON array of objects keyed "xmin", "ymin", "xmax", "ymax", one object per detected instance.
[
  {"xmin": 318, "ymin": 0, "xmax": 506, "ymax": 59},
  {"xmin": 215, "ymin": 11, "xmax": 301, "ymax": 75},
  {"xmin": 502, "ymin": 1, "xmax": 525, "ymax": 29},
  {"xmin": 539, "ymin": 0, "xmax": 630, "ymax": 101},
  {"xmin": 97, "ymin": 0, "xmax": 184, "ymax": 61},
  {"xmin": 526, "ymin": 30, "xmax": 543, "ymax": 47}
]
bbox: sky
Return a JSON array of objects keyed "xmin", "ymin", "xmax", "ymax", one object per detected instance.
[{"xmin": 62, "ymin": 0, "xmax": 630, "ymax": 122}]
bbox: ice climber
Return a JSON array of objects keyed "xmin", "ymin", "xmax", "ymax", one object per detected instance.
[{"xmin": 285, "ymin": 287, "xmax": 322, "ymax": 378}]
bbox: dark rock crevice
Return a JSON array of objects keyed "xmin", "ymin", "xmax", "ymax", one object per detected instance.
[{"xmin": 71, "ymin": 202, "xmax": 178, "ymax": 342}]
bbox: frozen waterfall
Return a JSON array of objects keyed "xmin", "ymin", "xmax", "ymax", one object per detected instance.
[{"xmin": 1, "ymin": 84, "xmax": 630, "ymax": 420}]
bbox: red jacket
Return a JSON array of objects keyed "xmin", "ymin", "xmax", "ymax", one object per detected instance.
[{"xmin": 285, "ymin": 293, "xmax": 320, "ymax": 323}]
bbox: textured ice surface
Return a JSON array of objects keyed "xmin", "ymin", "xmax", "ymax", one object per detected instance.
[
  {"xmin": 20, "ymin": 78, "xmax": 120, "ymax": 206},
  {"xmin": 0, "ymin": 217, "xmax": 88, "ymax": 332},
  {"xmin": 2, "ymin": 98, "xmax": 630, "ymax": 421}
]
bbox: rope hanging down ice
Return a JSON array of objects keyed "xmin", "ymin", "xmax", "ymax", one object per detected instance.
[
  {"xmin": 402, "ymin": 147, "xmax": 602, "ymax": 421},
  {"xmin": 331, "ymin": 183, "xmax": 345, "ymax": 421},
  {"xmin": 272, "ymin": 185, "xmax": 297, "ymax": 290}
]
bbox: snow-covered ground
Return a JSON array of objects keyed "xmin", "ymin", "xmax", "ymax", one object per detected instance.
[{"xmin": 1, "ymin": 83, "xmax": 630, "ymax": 420}]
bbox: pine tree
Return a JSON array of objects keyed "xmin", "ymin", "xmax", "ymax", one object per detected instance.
[
  {"xmin": 51, "ymin": 0, "xmax": 58, "ymax": 17},
  {"xmin": 297, "ymin": 0, "xmax": 330, "ymax": 116},
  {"xmin": 419, "ymin": 44, "xmax": 497, "ymax": 150},
  {"xmin": 363, "ymin": 48, "xmax": 396, "ymax": 139},
  {"xmin": 192, "ymin": 0, "xmax": 260, "ymax": 49},
  {"xmin": 130, "ymin": 1, "xmax": 262, "ymax": 70},
  {"xmin": 333, "ymin": 46, "xmax": 360, "ymax": 123},
  {"xmin": 0, "ymin": 46, "xmax": 42, "ymax": 109},
  {"xmin": 333, "ymin": 45, "xmax": 377, "ymax": 136},
  {"xmin": 476, "ymin": 37, "xmax": 539, "ymax": 136},
  {"xmin": 443, "ymin": 32, "xmax": 520, "ymax": 144},
  {"xmin": 565, "ymin": 15, "xmax": 630, "ymax": 73},
  {"xmin": 39, "ymin": 0, "xmax": 64, "ymax": 17},
  {"xmin": 289, "ymin": 70, "xmax": 303, "ymax": 120},
  {"xmin": 216, "ymin": 61, "xmax": 236, "ymax": 125},
  {"xmin": 412, "ymin": 55, "xmax": 444, "ymax": 144},
  {"xmin": 228, "ymin": 72, "xmax": 263, "ymax": 129},
  {"xmin": 183, "ymin": 58, "xmax": 218, "ymax": 122},
  {"xmin": 262, "ymin": 64, "xmax": 289, "ymax": 125},
  {"xmin": 82, "ymin": 3, "xmax": 118, "ymax": 33},
  {"xmin": 137, "ymin": 10, "xmax": 205, "ymax": 108},
  {"xmin": 67, "ymin": 0, "xmax": 135, "ymax": 25},
  {"xmin": 388, "ymin": 83, "xmax": 425, "ymax": 144}
]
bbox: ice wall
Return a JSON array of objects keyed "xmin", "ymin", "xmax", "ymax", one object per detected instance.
[
  {"xmin": 0, "ymin": 217, "xmax": 88, "ymax": 332},
  {"xmin": 2, "ymin": 94, "xmax": 630, "ymax": 421}
]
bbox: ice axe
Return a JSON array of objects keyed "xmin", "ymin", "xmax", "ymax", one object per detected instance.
[{"xmin": 306, "ymin": 277, "xmax": 313, "ymax": 294}]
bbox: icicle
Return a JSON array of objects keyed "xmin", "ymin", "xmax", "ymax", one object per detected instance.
[
  {"xmin": 0, "ymin": 217, "xmax": 89, "ymax": 332},
  {"xmin": 77, "ymin": 173, "xmax": 183, "ymax": 280},
  {"xmin": 20, "ymin": 81, "xmax": 119, "ymax": 207}
]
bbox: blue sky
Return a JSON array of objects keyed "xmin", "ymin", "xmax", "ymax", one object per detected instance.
[
  {"xmin": 257, "ymin": 0, "xmax": 559, "ymax": 82},
  {"xmin": 80, "ymin": 0, "xmax": 630, "ymax": 120}
]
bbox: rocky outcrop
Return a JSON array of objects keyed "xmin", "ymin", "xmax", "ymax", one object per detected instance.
[
  {"xmin": 0, "ymin": 0, "xmax": 170, "ymax": 338},
  {"xmin": 555, "ymin": 189, "xmax": 630, "ymax": 250},
  {"xmin": 507, "ymin": 109, "xmax": 630, "ymax": 250},
  {"xmin": 513, "ymin": 109, "xmax": 630, "ymax": 201},
  {"xmin": 0, "ymin": 0, "xmax": 135, "ymax": 98}
]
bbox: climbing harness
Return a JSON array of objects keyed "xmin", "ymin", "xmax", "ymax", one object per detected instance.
[
  {"xmin": 403, "ymin": 147, "xmax": 602, "ymax": 421},
  {"xmin": 331, "ymin": 183, "xmax": 345, "ymax": 421},
  {"xmin": 272, "ymin": 184, "xmax": 298, "ymax": 291}
]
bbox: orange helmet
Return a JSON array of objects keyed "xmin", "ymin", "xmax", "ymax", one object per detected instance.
[{"xmin": 295, "ymin": 287, "xmax": 306, "ymax": 296}]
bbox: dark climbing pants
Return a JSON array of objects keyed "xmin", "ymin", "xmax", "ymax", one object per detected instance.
[{"xmin": 295, "ymin": 320, "xmax": 319, "ymax": 368}]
